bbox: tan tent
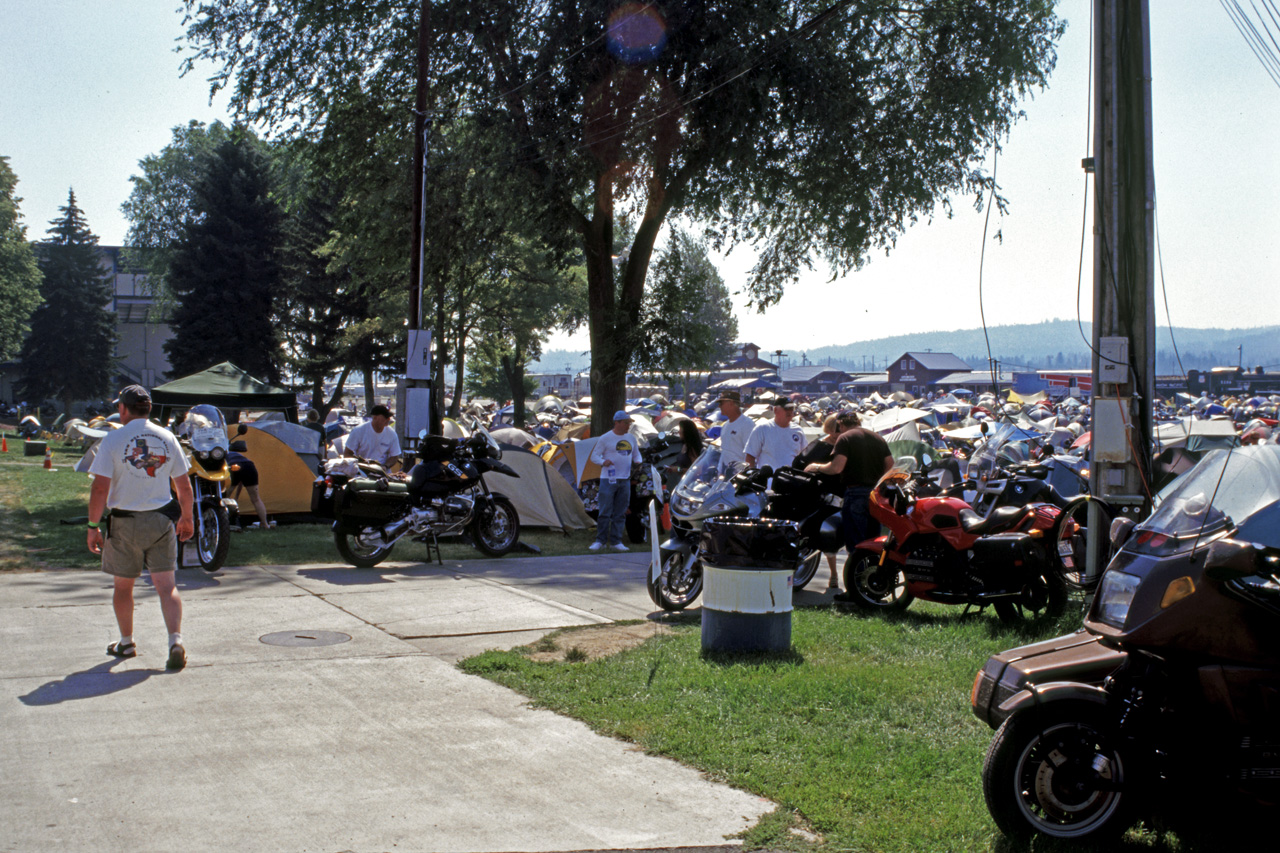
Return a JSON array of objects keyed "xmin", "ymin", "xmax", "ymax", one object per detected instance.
[{"xmin": 484, "ymin": 444, "xmax": 594, "ymax": 530}]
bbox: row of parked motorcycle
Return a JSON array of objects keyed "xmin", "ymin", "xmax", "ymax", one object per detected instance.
[{"xmin": 646, "ymin": 421, "xmax": 1102, "ymax": 621}]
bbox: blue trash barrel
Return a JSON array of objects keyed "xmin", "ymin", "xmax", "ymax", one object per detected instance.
[{"xmin": 700, "ymin": 518, "xmax": 801, "ymax": 653}]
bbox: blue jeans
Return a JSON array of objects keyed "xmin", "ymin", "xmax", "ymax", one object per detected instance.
[
  {"xmin": 841, "ymin": 485, "xmax": 875, "ymax": 553},
  {"xmin": 595, "ymin": 478, "xmax": 630, "ymax": 546}
]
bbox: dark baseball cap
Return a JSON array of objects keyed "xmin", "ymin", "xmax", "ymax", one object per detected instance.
[
  {"xmin": 775, "ymin": 399, "xmax": 797, "ymax": 410},
  {"xmin": 114, "ymin": 385, "xmax": 151, "ymax": 406}
]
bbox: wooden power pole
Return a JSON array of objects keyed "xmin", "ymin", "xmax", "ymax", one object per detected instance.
[{"xmin": 1088, "ymin": 0, "xmax": 1156, "ymax": 573}]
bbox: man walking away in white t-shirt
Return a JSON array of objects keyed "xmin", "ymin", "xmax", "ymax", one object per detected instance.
[{"xmin": 86, "ymin": 386, "xmax": 194, "ymax": 670}]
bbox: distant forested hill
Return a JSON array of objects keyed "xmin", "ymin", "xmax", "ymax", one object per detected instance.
[{"xmin": 530, "ymin": 320, "xmax": 1280, "ymax": 376}]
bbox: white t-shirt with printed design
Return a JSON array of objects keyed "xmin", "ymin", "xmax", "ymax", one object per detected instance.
[
  {"xmin": 88, "ymin": 419, "xmax": 190, "ymax": 511},
  {"xmin": 590, "ymin": 431, "xmax": 643, "ymax": 482}
]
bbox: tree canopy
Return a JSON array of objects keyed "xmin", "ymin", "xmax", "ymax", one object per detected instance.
[
  {"xmin": 19, "ymin": 191, "xmax": 116, "ymax": 412},
  {"xmin": 0, "ymin": 157, "xmax": 42, "ymax": 363},
  {"xmin": 164, "ymin": 132, "xmax": 284, "ymax": 383},
  {"xmin": 182, "ymin": 0, "xmax": 1063, "ymax": 428}
]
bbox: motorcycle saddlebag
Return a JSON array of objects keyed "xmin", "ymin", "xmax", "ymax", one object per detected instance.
[
  {"xmin": 310, "ymin": 473, "xmax": 351, "ymax": 520},
  {"xmin": 971, "ymin": 532, "xmax": 1045, "ymax": 573},
  {"xmin": 337, "ymin": 478, "xmax": 411, "ymax": 524}
]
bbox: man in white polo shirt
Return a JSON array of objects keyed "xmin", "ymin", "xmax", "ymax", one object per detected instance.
[
  {"xmin": 745, "ymin": 397, "xmax": 807, "ymax": 473},
  {"xmin": 715, "ymin": 390, "xmax": 752, "ymax": 473}
]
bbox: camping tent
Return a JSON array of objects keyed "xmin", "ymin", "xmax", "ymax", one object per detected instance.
[
  {"xmin": 484, "ymin": 444, "xmax": 594, "ymax": 530},
  {"xmin": 152, "ymin": 362, "xmax": 298, "ymax": 424},
  {"xmin": 1154, "ymin": 417, "xmax": 1240, "ymax": 452},
  {"xmin": 226, "ymin": 426, "xmax": 318, "ymax": 515},
  {"xmin": 246, "ymin": 420, "xmax": 323, "ymax": 474}
]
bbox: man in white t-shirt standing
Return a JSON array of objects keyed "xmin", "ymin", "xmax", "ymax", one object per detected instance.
[
  {"xmin": 745, "ymin": 398, "xmax": 807, "ymax": 473},
  {"xmin": 87, "ymin": 386, "xmax": 194, "ymax": 670},
  {"xmin": 344, "ymin": 404, "xmax": 402, "ymax": 469},
  {"xmin": 588, "ymin": 410, "xmax": 643, "ymax": 552},
  {"xmin": 715, "ymin": 390, "xmax": 752, "ymax": 473}
]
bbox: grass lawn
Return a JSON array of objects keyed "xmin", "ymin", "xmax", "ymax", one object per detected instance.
[
  {"xmin": 461, "ymin": 604, "xmax": 1236, "ymax": 853},
  {"xmin": 0, "ymin": 433, "xmax": 596, "ymax": 570}
]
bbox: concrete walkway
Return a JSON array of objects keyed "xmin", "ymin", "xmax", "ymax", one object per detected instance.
[{"xmin": 0, "ymin": 552, "xmax": 834, "ymax": 852}]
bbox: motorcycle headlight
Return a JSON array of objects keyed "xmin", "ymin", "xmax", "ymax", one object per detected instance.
[
  {"xmin": 672, "ymin": 493, "xmax": 693, "ymax": 516},
  {"xmin": 197, "ymin": 450, "xmax": 209, "ymax": 460},
  {"xmin": 1095, "ymin": 570, "xmax": 1140, "ymax": 629},
  {"xmin": 211, "ymin": 446, "xmax": 226, "ymax": 460},
  {"xmin": 702, "ymin": 500, "xmax": 734, "ymax": 515}
]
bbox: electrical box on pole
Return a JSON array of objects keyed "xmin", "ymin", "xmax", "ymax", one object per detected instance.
[{"xmin": 1088, "ymin": 0, "xmax": 1157, "ymax": 577}]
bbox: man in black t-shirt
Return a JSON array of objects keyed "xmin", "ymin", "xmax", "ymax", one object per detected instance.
[{"xmin": 804, "ymin": 423, "xmax": 893, "ymax": 600}]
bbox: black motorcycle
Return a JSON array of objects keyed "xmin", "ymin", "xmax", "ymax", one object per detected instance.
[
  {"xmin": 971, "ymin": 444, "xmax": 1280, "ymax": 842},
  {"xmin": 313, "ymin": 427, "xmax": 520, "ymax": 567}
]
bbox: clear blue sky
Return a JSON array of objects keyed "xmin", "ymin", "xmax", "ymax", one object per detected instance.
[{"xmin": 2, "ymin": 1, "xmax": 1277, "ymax": 354}]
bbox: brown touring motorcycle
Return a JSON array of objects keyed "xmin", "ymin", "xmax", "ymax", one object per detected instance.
[{"xmin": 970, "ymin": 443, "xmax": 1280, "ymax": 842}]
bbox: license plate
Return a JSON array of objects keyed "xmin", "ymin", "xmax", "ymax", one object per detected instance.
[{"xmin": 1058, "ymin": 541, "xmax": 1074, "ymax": 567}]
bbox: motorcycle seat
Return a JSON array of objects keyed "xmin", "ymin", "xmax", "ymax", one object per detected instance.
[
  {"xmin": 959, "ymin": 505, "xmax": 1026, "ymax": 535},
  {"xmin": 348, "ymin": 478, "xmax": 410, "ymax": 496}
]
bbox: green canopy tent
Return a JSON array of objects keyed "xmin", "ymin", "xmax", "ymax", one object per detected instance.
[{"xmin": 151, "ymin": 362, "xmax": 298, "ymax": 425}]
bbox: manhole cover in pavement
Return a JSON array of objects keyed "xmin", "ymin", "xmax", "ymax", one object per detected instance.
[{"xmin": 260, "ymin": 630, "xmax": 352, "ymax": 647}]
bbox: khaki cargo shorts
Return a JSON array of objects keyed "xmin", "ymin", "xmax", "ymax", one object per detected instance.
[{"xmin": 102, "ymin": 512, "xmax": 178, "ymax": 578}]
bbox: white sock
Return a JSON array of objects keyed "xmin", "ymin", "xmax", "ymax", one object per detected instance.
[
  {"xmin": 119, "ymin": 635, "xmax": 133, "ymax": 647},
  {"xmin": 169, "ymin": 632, "xmax": 183, "ymax": 648}
]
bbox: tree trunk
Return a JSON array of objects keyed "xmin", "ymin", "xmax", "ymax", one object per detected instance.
[
  {"xmin": 450, "ymin": 343, "xmax": 466, "ymax": 419},
  {"xmin": 501, "ymin": 348, "xmax": 527, "ymax": 429},
  {"xmin": 362, "ymin": 368, "xmax": 375, "ymax": 412}
]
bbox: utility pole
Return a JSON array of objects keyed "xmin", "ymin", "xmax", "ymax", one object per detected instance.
[
  {"xmin": 1089, "ymin": 0, "xmax": 1156, "ymax": 572},
  {"xmin": 400, "ymin": 0, "xmax": 437, "ymax": 439}
]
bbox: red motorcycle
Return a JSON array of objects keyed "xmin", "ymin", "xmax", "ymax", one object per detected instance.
[{"xmin": 843, "ymin": 459, "xmax": 1067, "ymax": 622}]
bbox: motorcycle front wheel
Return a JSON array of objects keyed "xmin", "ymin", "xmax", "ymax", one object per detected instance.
[
  {"xmin": 651, "ymin": 548, "xmax": 703, "ymax": 611},
  {"xmin": 983, "ymin": 704, "xmax": 1135, "ymax": 842},
  {"xmin": 471, "ymin": 496, "xmax": 520, "ymax": 557},
  {"xmin": 993, "ymin": 569, "xmax": 1067, "ymax": 623},
  {"xmin": 843, "ymin": 551, "xmax": 913, "ymax": 611},
  {"xmin": 334, "ymin": 527, "xmax": 394, "ymax": 568},
  {"xmin": 195, "ymin": 497, "xmax": 230, "ymax": 572},
  {"xmin": 791, "ymin": 546, "xmax": 822, "ymax": 590}
]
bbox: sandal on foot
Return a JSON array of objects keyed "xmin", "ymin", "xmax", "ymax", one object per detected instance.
[
  {"xmin": 106, "ymin": 641, "xmax": 136, "ymax": 658},
  {"xmin": 166, "ymin": 642, "xmax": 186, "ymax": 671}
]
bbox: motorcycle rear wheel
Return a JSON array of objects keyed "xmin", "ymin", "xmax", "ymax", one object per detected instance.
[
  {"xmin": 471, "ymin": 496, "xmax": 520, "ymax": 557},
  {"xmin": 334, "ymin": 528, "xmax": 394, "ymax": 568},
  {"xmin": 195, "ymin": 497, "xmax": 230, "ymax": 573},
  {"xmin": 651, "ymin": 548, "xmax": 703, "ymax": 611},
  {"xmin": 1050, "ymin": 496, "xmax": 1112, "ymax": 591},
  {"xmin": 983, "ymin": 704, "xmax": 1135, "ymax": 842},
  {"xmin": 843, "ymin": 551, "xmax": 914, "ymax": 611},
  {"xmin": 993, "ymin": 569, "xmax": 1067, "ymax": 623}
]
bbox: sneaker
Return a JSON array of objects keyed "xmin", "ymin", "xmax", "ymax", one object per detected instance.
[
  {"xmin": 166, "ymin": 642, "xmax": 187, "ymax": 671},
  {"xmin": 612, "ymin": 543, "xmax": 629, "ymax": 552},
  {"xmin": 588, "ymin": 541, "xmax": 604, "ymax": 551}
]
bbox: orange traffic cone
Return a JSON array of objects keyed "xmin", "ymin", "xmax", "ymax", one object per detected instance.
[
  {"xmin": 1, "ymin": 435, "xmax": 7, "ymax": 452},
  {"xmin": 43, "ymin": 446, "xmax": 52, "ymax": 470}
]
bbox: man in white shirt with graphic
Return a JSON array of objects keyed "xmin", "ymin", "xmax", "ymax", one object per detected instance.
[
  {"xmin": 715, "ymin": 390, "xmax": 752, "ymax": 473},
  {"xmin": 87, "ymin": 385, "xmax": 194, "ymax": 670},
  {"xmin": 588, "ymin": 410, "xmax": 643, "ymax": 552},
  {"xmin": 745, "ymin": 398, "xmax": 807, "ymax": 473},
  {"xmin": 344, "ymin": 404, "xmax": 402, "ymax": 470}
]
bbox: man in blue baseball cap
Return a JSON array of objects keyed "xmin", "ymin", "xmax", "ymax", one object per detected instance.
[{"xmin": 588, "ymin": 410, "xmax": 642, "ymax": 552}]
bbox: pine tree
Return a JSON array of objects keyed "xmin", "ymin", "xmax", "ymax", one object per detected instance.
[
  {"xmin": 0, "ymin": 157, "xmax": 43, "ymax": 363},
  {"xmin": 18, "ymin": 190, "xmax": 116, "ymax": 414},
  {"xmin": 164, "ymin": 131, "xmax": 283, "ymax": 383}
]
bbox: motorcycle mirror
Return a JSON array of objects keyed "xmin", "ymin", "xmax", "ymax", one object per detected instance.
[
  {"xmin": 922, "ymin": 453, "xmax": 933, "ymax": 467},
  {"xmin": 1204, "ymin": 538, "xmax": 1262, "ymax": 581},
  {"xmin": 418, "ymin": 428, "xmax": 428, "ymax": 441},
  {"xmin": 1109, "ymin": 516, "xmax": 1136, "ymax": 550},
  {"xmin": 236, "ymin": 423, "xmax": 248, "ymax": 436}
]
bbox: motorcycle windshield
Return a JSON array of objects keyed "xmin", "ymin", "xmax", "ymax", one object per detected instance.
[
  {"xmin": 182, "ymin": 405, "xmax": 229, "ymax": 453},
  {"xmin": 962, "ymin": 420, "xmax": 1024, "ymax": 479},
  {"xmin": 1140, "ymin": 445, "xmax": 1280, "ymax": 548},
  {"xmin": 673, "ymin": 445, "xmax": 727, "ymax": 502}
]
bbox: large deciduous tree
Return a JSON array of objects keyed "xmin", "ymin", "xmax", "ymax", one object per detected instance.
[
  {"xmin": 182, "ymin": 0, "xmax": 1063, "ymax": 431},
  {"xmin": 164, "ymin": 131, "xmax": 284, "ymax": 383},
  {"xmin": 0, "ymin": 157, "xmax": 42, "ymax": 363},
  {"xmin": 19, "ymin": 191, "xmax": 116, "ymax": 414}
]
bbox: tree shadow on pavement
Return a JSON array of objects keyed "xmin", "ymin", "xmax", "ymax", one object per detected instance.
[{"xmin": 18, "ymin": 658, "xmax": 157, "ymax": 706}]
